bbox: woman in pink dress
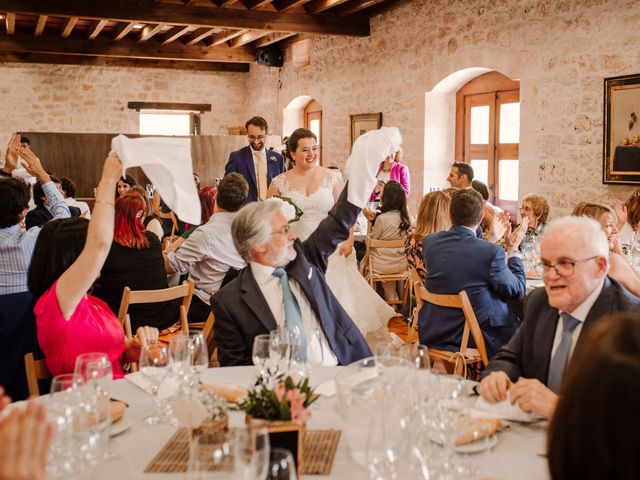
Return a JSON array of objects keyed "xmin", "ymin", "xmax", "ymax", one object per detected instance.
[{"xmin": 27, "ymin": 152, "xmax": 158, "ymax": 379}]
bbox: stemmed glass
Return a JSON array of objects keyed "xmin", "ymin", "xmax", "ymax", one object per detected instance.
[
  {"xmin": 169, "ymin": 335, "xmax": 192, "ymax": 377},
  {"xmin": 252, "ymin": 334, "xmax": 271, "ymax": 377},
  {"xmin": 74, "ymin": 352, "xmax": 113, "ymax": 395},
  {"xmin": 139, "ymin": 343, "xmax": 169, "ymax": 425},
  {"xmin": 267, "ymin": 448, "xmax": 297, "ymax": 480},
  {"xmin": 234, "ymin": 427, "xmax": 270, "ymax": 480},
  {"xmin": 189, "ymin": 331, "xmax": 209, "ymax": 385},
  {"xmin": 190, "ymin": 430, "xmax": 235, "ymax": 475},
  {"xmin": 269, "ymin": 329, "xmax": 291, "ymax": 373}
]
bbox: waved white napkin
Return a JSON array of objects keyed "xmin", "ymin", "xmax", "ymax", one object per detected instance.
[
  {"xmin": 471, "ymin": 392, "xmax": 541, "ymax": 422},
  {"xmin": 344, "ymin": 127, "xmax": 403, "ymax": 208},
  {"xmin": 125, "ymin": 371, "xmax": 180, "ymax": 400},
  {"xmin": 111, "ymin": 135, "xmax": 200, "ymax": 225}
]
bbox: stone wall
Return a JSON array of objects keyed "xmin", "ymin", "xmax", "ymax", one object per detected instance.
[{"xmin": 246, "ymin": 0, "xmax": 640, "ymax": 216}]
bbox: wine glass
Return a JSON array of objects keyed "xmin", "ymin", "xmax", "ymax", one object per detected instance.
[
  {"xmin": 74, "ymin": 352, "xmax": 112, "ymax": 395},
  {"xmin": 234, "ymin": 427, "xmax": 270, "ymax": 480},
  {"xmin": 400, "ymin": 344, "xmax": 430, "ymax": 370},
  {"xmin": 139, "ymin": 343, "xmax": 169, "ymax": 425},
  {"xmin": 189, "ymin": 331, "xmax": 209, "ymax": 385},
  {"xmin": 269, "ymin": 329, "xmax": 291, "ymax": 373},
  {"xmin": 84, "ymin": 389, "xmax": 113, "ymax": 464},
  {"xmin": 267, "ymin": 448, "xmax": 297, "ymax": 480},
  {"xmin": 169, "ymin": 334, "xmax": 192, "ymax": 376},
  {"xmin": 252, "ymin": 334, "xmax": 271, "ymax": 377}
]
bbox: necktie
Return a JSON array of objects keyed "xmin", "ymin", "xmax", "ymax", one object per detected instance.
[
  {"xmin": 547, "ymin": 313, "xmax": 581, "ymax": 392},
  {"xmin": 255, "ymin": 150, "xmax": 268, "ymax": 201},
  {"xmin": 272, "ymin": 267, "xmax": 307, "ymax": 361}
]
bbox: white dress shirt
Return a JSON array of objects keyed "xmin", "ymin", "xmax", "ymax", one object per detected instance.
[
  {"xmin": 250, "ymin": 261, "xmax": 338, "ymax": 366},
  {"xmin": 551, "ymin": 278, "xmax": 605, "ymax": 359}
]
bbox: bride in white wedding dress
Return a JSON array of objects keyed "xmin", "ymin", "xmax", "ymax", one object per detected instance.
[{"xmin": 267, "ymin": 128, "xmax": 394, "ymax": 344}]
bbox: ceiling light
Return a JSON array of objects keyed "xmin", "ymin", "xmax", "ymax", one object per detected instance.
[{"xmin": 133, "ymin": 24, "xmax": 145, "ymax": 29}]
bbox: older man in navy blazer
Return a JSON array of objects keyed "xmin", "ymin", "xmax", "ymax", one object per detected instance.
[
  {"xmin": 419, "ymin": 188, "xmax": 527, "ymax": 357},
  {"xmin": 224, "ymin": 116, "xmax": 285, "ymax": 202}
]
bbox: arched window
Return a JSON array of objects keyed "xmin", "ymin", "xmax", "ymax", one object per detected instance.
[
  {"xmin": 455, "ymin": 72, "xmax": 520, "ymax": 215},
  {"xmin": 304, "ymin": 100, "xmax": 322, "ymax": 165}
]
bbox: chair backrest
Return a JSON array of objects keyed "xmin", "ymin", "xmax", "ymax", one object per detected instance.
[
  {"xmin": 364, "ymin": 236, "xmax": 406, "ymax": 275},
  {"xmin": 414, "ymin": 284, "xmax": 489, "ymax": 366},
  {"xmin": 24, "ymin": 352, "xmax": 51, "ymax": 397}
]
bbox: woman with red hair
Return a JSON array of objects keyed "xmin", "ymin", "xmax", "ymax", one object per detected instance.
[{"xmin": 92, "ymin": 193, "xmax": 180, "ymax": 332}]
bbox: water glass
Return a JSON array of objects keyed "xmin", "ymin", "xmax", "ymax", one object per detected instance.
[
  {"xmin": 234, "ymin": 427, "xmax": 270, "ymax": 480},
  {"xmin": 169, "ymin": 334, "xmax": 192, "ymax": 376},
  {"xmin": 400, "ymin": 344, "xmax": 430, "ymax": 370},
  {"xmin": 190, "ymin": 430, "xmax": 234, "ymax": 478},
  {"xmin": 269, "ymin": 328, "xmax": 293, "ymax": 373},
  {"xmin": 139, "ymin": 343, "xmax": 169, "ymax": 425},
  {"xmin": 252, "ymin": 334, "xmax": 271, "ymax": 376},
  {"xmin": 189, "ymin": 331, "xmax": 209, "ymax": 383},
  {"xmin": 74, "ymin": 352, "xmax": 112, "ymax": 394},
  {"xmin": 84, "ymin": 389, "xmax": 112, "ymax": 464},
  {"xmin": 267, "ymin": 448, "xmax": 297, "ymax": 480}
]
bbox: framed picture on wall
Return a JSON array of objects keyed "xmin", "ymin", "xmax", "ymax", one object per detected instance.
[
  {"xmin": 350, "ymin": 113, "xmax": 382, "ymax": 146},
  {"xmin": 604, "ymin": 74, "xmax": 640, "ymax": 184}
]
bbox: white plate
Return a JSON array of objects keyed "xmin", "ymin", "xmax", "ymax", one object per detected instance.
[
  {"xmin": 454, "ymin": 434, "xmax": 497, "ymax": 454},
  {"xmin": 110, "ymin": 417, "xmax": 131, "ymax": 437}
]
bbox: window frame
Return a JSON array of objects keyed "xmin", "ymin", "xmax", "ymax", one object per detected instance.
[{"xmin": 128, "ymin": 101, "xmax": 211, "ymax": 136}]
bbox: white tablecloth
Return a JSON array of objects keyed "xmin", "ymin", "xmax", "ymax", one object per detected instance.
[{"xmin": 100, "ymin": 366, "xmax": 549, "ymax": 479}]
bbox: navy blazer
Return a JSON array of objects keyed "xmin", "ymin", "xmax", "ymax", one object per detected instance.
[
  {"xmin": 224, "ymin": 146, "xmax": 285, "ymax": 203},
  {"xmin": 212, "ymin": 185, "xmax": 372, "ymax": 366},
  {"xmin": 25, "ymin": 205, "xmax": 81, "ymax": 230},
  {"xmin": 418, "ymin": 225, "xmax": 526, "ymax": 357},
  {"xmin": 481, "ymin": 277, "xmax": 640, "ymax": 384}
]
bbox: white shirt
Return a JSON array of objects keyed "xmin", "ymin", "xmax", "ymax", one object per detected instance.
[
  {"xmin": 167, "ymin": 212, "xmax": 246, "ymax": 303},
  {"xmin": 250, "ymin": 261, "xmax": 338, "ymax": 366},
  {"xmin": 65, "ymin": 197, "xmax": 91, "ymax": 219},
  {"xmin": 551, "ymin": 278, "xmax": 605, "ymax": 359}
]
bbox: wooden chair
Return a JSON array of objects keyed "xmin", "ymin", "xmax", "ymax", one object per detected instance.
[
  {"xmin": 201, "ymin": 312, "xmax": 220, "ymax": 367},
  {"xmin": 363, "ymin": 237, "xmax": 410, "ymax": 308},
  {"xmin": 406, "ymin": 267, "xmax": 424, "ymax": 342},
  {"xmin": 413, "ymin": 283, "xmax": 489, "ymax": 376},
  {"xmin": 24, "ymin": 352, "xmax": 51, "ymax": 397}
]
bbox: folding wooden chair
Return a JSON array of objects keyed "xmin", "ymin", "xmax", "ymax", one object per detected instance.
[
  {"xmin": 362, "ymin": 237, "xmax": 410, "ymax": 308},
  {"xmin": 414, "ymin": 284, "xmax": 489, "ymax": 376},
  {"xmin": 23, "ymin": 352, "xmax": 51, "ymax": 397}
]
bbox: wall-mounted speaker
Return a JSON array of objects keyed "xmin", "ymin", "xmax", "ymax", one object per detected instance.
[{"xmin": 255, "ymin": 46, "xmax": 284, "ymax": 68}]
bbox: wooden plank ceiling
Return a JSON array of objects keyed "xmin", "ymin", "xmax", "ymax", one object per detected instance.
[{"xmin": 0, "ymin": 0, "xmax": 404, "ymax": 72}]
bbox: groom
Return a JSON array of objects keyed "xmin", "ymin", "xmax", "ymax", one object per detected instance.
[
  {"xmin": 224, "ymin": 116, "xmax": 285, "ymax": 202},
  {"xmin": 212, "ymin": 127, "xmax": 403, "ymax": 367}
]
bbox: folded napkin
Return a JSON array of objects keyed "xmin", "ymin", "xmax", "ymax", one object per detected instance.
[
  {"xmin": 344, "ymin": 127, "xmax": 403, "ymax": 208},
  {"xmin": 111, "ymin": 135, "xmax": 200, "ymax": 225},
  {"xmin": 471, "ymin": 393, "xmax": 541, "ymax": 422},
  {"xmin": 125, "ymin": 371, "xmax": 180, "ymax": 400},
  {"xmin": 199, "ymin": 383, "xmax": 248, "ymax": 403}
]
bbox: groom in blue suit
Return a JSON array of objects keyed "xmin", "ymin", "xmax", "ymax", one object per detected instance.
[
  {"xmin": 224, "ymin": 116, "xmax": 285, "ymax": 202},
  {"xmin": 419, "ymin": 189, "xmax": 526, "ymax": 357}
]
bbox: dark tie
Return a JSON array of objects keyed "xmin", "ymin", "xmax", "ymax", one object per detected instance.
[
  {"xmin": 272, "ymin": 267, "xmax": 307, "ymax": 361},
  {"xmin": 547, "ymin": 313, "xmax": 581, "ymax": 392}
]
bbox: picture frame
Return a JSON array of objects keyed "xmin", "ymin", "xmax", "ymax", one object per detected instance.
[
  {"xmin": 603, "ymin": 73, "xmax": 640, "ymax": 184},
  {"xmin": 350, "ymin": 113, "xmax": 382, "ymax": 146}
]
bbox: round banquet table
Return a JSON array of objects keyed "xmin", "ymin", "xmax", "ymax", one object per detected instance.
[{"xmin": 100, "ymin": 366, "xmax": 549, "ymax": 480}]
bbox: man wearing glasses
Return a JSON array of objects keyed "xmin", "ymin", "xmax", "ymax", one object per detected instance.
[
  {"xmin": 224, "ymin": 116, "xmax": 285, "ymax": 202},
  {"xmin": 478, "ymin": 215, "xmax": 640, "ymax": 418}
]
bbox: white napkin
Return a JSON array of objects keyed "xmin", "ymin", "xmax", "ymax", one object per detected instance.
[
  {"xmin": 125, "ymin": 371, "xmax": 180, "ymax": 400},
  {"xmin": 111, "ymin": 135, "xmax": 200, "ymax": 225},
  {"xmin": 470, "ymin": 393, "xmax": 541, "ymax": 422},
  {"xmin": 344, "ymin": 127, "xmax": 403, "ymax": 208}
]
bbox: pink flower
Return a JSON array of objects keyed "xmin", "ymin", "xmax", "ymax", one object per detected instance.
[
  {"xmin": 274, "ymin": 381, "xmax": 286, "ymax": 402},
  {"xmin": 285, "ymin": 388, "xmax": 306, "ymax": 405},
  {"xmin": 291, "ymin": 401, "xmax": 310, "ymax": 424}
]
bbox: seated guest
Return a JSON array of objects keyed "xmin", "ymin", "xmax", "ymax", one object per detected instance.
[
  {"xmin": 129, "ymin": 185, "xmax": 163, "ymax": 240},
  {"xmin": 116, "ymin": 174, "xmax": 136, "ymax": 197},
  {"xmin": 420, "ymin": 189, "xmax": 526, "ymax": 357},
  {"xmin": 447, "ymin": 161, "xmax": 473, "ymax": 189},
  {"xmin": 478, "ymin": 216, "xmax": 640, "ymax": 419},
  {"xmin": 404, "ymin": 190, "xmax": 451, "ymax": 280},
  {"xmin": 166, "ymin": 174, "xmax": 249, "ymax": 324},
  {"xmin": 547, "ymin": 313, "xmax": 640, "ymax": 480},
  {"xmin": 472, "ymin": 179, "xmax": 500, "ymax": 231},
  {"xmin": 364, "ymin": 180, "xmax": 411, "ymax": 301},
  {"xmin": 212, "ymin": 182, "xmax": 375, "ymax": 367},
  {"xmin": 91, "ymin": 192, "xmax": 180, "ymax": 333},
  {"xmin": 28, "ymin": 153, "xmax": 158, "ymax": 379},
  {"xmin": 0, "ymin": 143, "xmax": 70, "ymax": 401},
  {"xmin": 25, "ymin": 175, "xmax": 81, "ymax": 230},
  {"xmin": 59, "ymin": 176, "xmax": 91, "ymax": 219},
  {"xmin": 165, "ymin": 185, "xmax": 217, "ymax": 253},
  {"xmin": 614, "ymin": 188, "xmax": 640, "ymax": 240},
  {"xmin": 572, "ymin": 202, "xmax": 640, "ymax": 296},
  {"xmin": 520, "ymin": 193, "xmax": 549, "ymax": 238}
]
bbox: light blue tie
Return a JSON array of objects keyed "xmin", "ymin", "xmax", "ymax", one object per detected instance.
[
  {"xmin": 272, "ymin": 267, "xmax": 307, "ymax": 361},
  {"xmin": 547, "ymin": 313, "xmax": 581, "ymax": 392}
]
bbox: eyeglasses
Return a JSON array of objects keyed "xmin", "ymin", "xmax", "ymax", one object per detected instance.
[
  {"xmin": 248, "ymin": 135, "xmax": 266, "ymax": 142},
  {"xmin": 519, "ymin": 205, "xmax": 533, "ymax": 212},
  {"xmin": 271, "ymin": 224, "xmax": 291, "ymax": 236},
  {"xmin": 534, "ymin": 256, "xmax": 599, "ymax": 277}
]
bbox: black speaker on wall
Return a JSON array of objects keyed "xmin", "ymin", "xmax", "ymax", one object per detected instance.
[{"xmin": 255, "ymin": 46, "xmax": 284, "ymax": 68}]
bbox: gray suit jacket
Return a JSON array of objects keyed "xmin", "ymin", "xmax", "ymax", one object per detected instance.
[{"xmin": 481, "ymin": 277, "xmax": 640, "ymax": 383}]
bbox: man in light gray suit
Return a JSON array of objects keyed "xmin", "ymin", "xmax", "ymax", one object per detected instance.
[{"xmin": 478, "ymin": 216, "xmax": 640, "ymax": 419}]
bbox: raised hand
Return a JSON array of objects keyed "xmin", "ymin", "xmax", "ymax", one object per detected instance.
[
  {"xmin": 3, "ymin": 134, "xmax": 20, "ymax": 173},
  {"xmin": 613, "ymin": 199, "xmax": 627, "ymax": 229},
  {"xmin": 486, "ymin": 211, "xmax": 509, "ymax": 243},
  {"xmin": 506, "ymin": 217, "xmax": 529, "ymax": 252},
  {"xmin": 17, "ymin": 146, "xmax": 48, "ymax": 182}
]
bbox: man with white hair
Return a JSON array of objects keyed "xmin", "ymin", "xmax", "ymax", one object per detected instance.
[{"xmin": 478, "ymin": 215, "xmax": 640, "ymax": 418}]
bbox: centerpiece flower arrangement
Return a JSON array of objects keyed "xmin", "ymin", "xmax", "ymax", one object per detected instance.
[{"xmin": 239, "ymin": 371, "xmax": 318, "ymax": 424}]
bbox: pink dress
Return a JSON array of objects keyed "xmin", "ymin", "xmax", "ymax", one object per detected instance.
[{"xmin": 35, "ymin": 281, "xmax": 126, "ymax": 379}]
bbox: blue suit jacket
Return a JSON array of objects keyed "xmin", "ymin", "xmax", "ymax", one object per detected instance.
[
  {"xmin": 224, "ymin": 145, "xmax": 285, "ymax": 202},
  {"xmin": 212, "ymin": 185, "xmax": 372, "ymax": 366},
  {"xmin": 418, "ymin": 226, "xmax": 526, "ymax": 357}
]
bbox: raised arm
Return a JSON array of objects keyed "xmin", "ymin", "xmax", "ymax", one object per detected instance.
[
  {"xmin": 19, "ymin": 147, "xmax": 70, "ymax": 220},
  {"xmin": 55, "ymin": 153, "xmax": 121, "ymax": 319}
]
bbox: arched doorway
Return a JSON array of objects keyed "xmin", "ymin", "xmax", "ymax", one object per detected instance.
[{"xmin": 283, "ymin": 96, "xmax": 323, "ymax": 165}]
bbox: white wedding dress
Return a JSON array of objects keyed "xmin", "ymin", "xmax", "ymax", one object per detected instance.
[{"xmin": 272, "ymin": 170, "xmax": 394, "ymax": 344}]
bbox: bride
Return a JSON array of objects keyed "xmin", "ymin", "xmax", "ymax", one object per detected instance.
[{"xmin": 267, "ymin": 128, "xmax": 394, "ymax": 345}]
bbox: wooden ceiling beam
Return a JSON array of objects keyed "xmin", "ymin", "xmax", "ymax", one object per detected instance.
[
  {"xmin": 0, "ymin": 33, "xmax": 255, "ymax": 62},
  {"xmin": 113, "ymin": 22, "xmax": 136, "ymax": 41},
  {"xmin": 206, "ymin": 28, "xmax": 247, "ymax": 46},
  {"xmin": 304, "ymin": 0, "xmax": 350, "ymax": 14},
  {"xmin": 272, "ymin": 0, "xmax": 309, "ymax": 11},
  {"xmin": 0, "ymin": 0, "xmax": 370, "ymax": 36},
  {"xmin": 228, "ymin": 30, "xmax": 269, "ymax": 47},
  {"xmin": 0, "ymin": 51, "xmax": 250, "ymax": 71},
  {"xmin": 138, "ymin": 23, "xmax": 165, "ymax": 42},
  {"xmin": 333, "ymin": 0, "xmax": 385, "ymax": 15},
  {"xmin": 184, "ymin": 27, "xmax": 219, "ymax": 46},
  {"xmin": 161, "ymin": 25, "xmax": 193, "ymax": 45},
  {"xmin": 87, "ymin": 19, "xmax": 108, "ymax": 39},
  {"xmin": 239, "ymin": 0, "xmax": 274, "ymax": 9},
  {"xmin": 252, "ymin": 31, "xmax": 296, "ymax": 47},
  {"xmin": 61, "ymin": 16, "xmax": 78, "ymax": 38},
  {"xmin": 214, "ymin": 0, "xmax": 238, "ymax": 7},
  {"xmin": 34, "ymin": 15, "xmax": 47, "ymax": 36},
  {"xmin": 5, "ymin": 12, "xmax": 14, "ymax": 34}
]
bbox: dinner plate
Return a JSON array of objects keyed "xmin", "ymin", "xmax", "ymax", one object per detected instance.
[{"xmin": 110, "ymin": 417, "xmax": 131, "ymax": 437}]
